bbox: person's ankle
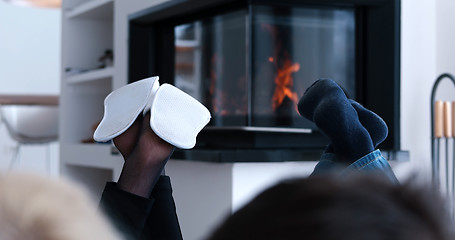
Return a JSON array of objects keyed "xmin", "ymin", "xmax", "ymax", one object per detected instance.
[{"xmin": 135, "ymin": 135, "xmax": 173, "ymax": 167}]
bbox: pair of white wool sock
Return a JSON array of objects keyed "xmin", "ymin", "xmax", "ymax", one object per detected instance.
[{"xmin": 93, "ymin": 76, "xmax": 211, "ymax": 149}]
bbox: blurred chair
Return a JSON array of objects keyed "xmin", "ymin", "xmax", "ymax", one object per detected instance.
[{"xmin": 0, "ymin": 104, "xmax": 59, "ymax": 173}]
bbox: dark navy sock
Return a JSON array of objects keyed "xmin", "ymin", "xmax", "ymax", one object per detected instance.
[
  {"xmin": 349, "ymin": 99, "xmax": 388, "ymax": 148},
  {"xmin": 324, "ymin": 100, "xmax": 389, "ymax": 155},
  {"xmin": 298, "ymin": 79, "xmax": 374, "ymax": 163}
]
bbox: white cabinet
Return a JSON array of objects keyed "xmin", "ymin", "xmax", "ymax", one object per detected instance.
[{"xmin": 60, "ymin": 0, "xmax": 122, "ymax": 197}]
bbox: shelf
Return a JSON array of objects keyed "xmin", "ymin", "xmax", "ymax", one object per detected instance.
[
  {"xmin": 66, "ymin": 67, "xmax": 113, "ymax": 84},
  {"xmin": 66, "ymin": 0, "xmax": 113, "ymax": 20},
  {"xmin": 62, "ymin": 143, "xmax": 123, "ymax": 170},
  {"xmin": 176, "ymin": 40, "xmax": 199, "ymax": 48}
]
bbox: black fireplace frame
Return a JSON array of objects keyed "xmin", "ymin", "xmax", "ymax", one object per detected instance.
[{"xmin": 128, "ymin": 0, "xmax": 401, "ymax": 154}]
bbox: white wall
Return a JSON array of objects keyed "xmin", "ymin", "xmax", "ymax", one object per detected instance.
[
  {"xmin": 0, "ymin": 2, "xmax": 60, "ymax": 94},
  {"xmin": 399, "ymin": 0, "xmax": 455, "ymax": 190},
  {"xmin": 0, "ymin": 2, "xmax": 61, "ymax": 175},
  {"xmin": 436, "ymin": 0, "xmax": 455, "ymax": 74},
  {"xmin": 399, "ymin": 0, "xmax": 437, "ymax": 180}
]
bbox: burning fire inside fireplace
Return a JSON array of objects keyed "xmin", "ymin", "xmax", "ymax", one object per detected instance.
[
  {"xmin": 171, "ymin": 5, "xmax": 358, "ymax": 129},
  {"xmin": 271, "ymin": 57, "xmax": 300, "ymax": 113},
  {"xmin": 207, "ymin": 23, "xmax": 303, "ymax": 118},
  {"xmin": 262, "ymin": 24, "xmax": 301, "ymax": 113}
]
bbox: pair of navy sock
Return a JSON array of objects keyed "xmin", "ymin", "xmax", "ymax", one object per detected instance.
[{"xmin": 298, "ymin": 79, "xmax": 388, "ymax": 163}]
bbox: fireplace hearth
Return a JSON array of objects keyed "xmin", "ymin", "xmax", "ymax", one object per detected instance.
[{"xmin": 128, "ymin": 0, "xmax": 401, "ymax": 161}]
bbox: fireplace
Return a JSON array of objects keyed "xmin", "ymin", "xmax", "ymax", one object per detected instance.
[{"xmin": 128, "ymin": 0, "xmax": 401, "ymax": 160}]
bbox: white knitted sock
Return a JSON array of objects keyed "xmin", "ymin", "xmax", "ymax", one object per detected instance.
[
  {"xmin": 93, "ymin": 77, "xmax": 211, "ymax": 149},
  {"xmin": 93, "ymin": 76, "xmax": 159, "ymax": 142},
  {"xmin": 149, "ymin": 84, "xmax": 211, "ymax": 149}
]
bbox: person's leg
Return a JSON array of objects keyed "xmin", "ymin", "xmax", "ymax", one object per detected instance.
[
  {"xmin": 298, "ymin": 79, "xmax": 397, "ymax": 182},
  {"xmin": 342, "ymin": 149, "xmax": 398, "ymax": 183},
  {"xmin": 311, "ymin": 99, "xmax": 391, "ymax": 175},
  {"xmin": 298, "ymin": 79, "xmax": 374, "ymax": 163},
  {"xmin": 323, "ymin": 99, "xmax": 388, "ymax": 154},
  {"xmin": 100, "ymin": 112, "xmax": 178, "ymax": 240},
  {"xmin": 98, "ymin": 78, "xmax": 210, "ymax": 240},
  {"xmin": 312, "ymin": 150, "xmax": 397, "ymax": 183},
  {"xmin": 345, "ymin": 100, "xmax": 397, "ymax": 182},
  {"xmin": 115, "ymin": 112, "xmax": 174, "ymax": 198}
]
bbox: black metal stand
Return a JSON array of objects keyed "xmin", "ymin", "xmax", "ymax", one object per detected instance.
[{"xmin": 430, "ymin": 73, "xmax": 455, "ymax": 190}]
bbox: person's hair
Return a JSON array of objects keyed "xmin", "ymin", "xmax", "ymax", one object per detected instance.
[
  {"xmin": 0, "ymin": 172, "xmax": 120, "ymax": 240},
  {"xmin": 209, "ymin": 173, "xmax": 454, "ymax": 240}
]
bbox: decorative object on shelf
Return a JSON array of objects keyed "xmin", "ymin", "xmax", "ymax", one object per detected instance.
[
  {"xmin": 430, "ymin": 73, "xmax": 455, "ymax": 215},
  {"xmin": 65, "ymin": 67, "xmax": 90, "ymax": 77},
  {"xmin": 65, "ymin": 49, "xmax": 114, "ymax": 80},
  {"xmin": 4, "ymin": 0, "xmax": 60, "ymax": 8},
  {"xmin": 98, "ymin": 49, "xmax": 113, "ymax": 69}
]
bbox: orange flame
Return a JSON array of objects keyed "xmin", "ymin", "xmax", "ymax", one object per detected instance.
[
  {"xmin": 272, "ymin": 58, "xmax": 300, "ymax": 111},
  {"xmin": 263, "ymin": 23, "xmax": 301, "ymax": 113}
]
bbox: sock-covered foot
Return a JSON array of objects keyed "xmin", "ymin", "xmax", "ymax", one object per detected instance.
[
  {"xmin": 323, "ymin": 100, "xmax": 389, "ymax": 154},
  {"xmin": 298, "ymin": 79, "xmax": 374, "ymax": 162},
  {"xmin": 349, "ymin": 99, "xmax": 388, "ymax": 148}
]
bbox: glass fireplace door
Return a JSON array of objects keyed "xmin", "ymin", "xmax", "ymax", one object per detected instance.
[
  {"xmin": 174, "ymin": 10, "xmax": 248, "ymax": 127},
  {"xmin": 174, "ymin": 4, "xmax": 355, "ymax": 130},
  {"xmin": 251, "ymin": 5, "xmax": 355, "ymax": 128}
]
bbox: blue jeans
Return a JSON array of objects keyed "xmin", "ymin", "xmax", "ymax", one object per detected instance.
[{"xmin": 312, "ymin": 149, "xmax": 398, "ymax": 183}]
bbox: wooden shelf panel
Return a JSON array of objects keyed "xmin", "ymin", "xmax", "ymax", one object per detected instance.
[
  {"xmin": 66, "ymin": 0, "xmax": 113, "ymax": 20},
  {"xmin": 66, "ymin": 67, "xmax": 113, "ymax": 84},
  {"xmin": 0, "ymin": 94, "xmax": 59, "ymax": 106}
]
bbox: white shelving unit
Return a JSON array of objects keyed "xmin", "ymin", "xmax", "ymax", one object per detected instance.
[{"xmin": 60, "ymin": 0, "xmax": 121, "ymax": 197}]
